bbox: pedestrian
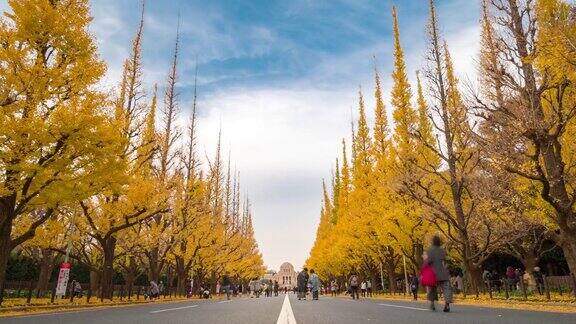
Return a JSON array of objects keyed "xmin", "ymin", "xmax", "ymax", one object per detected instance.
[
  {"xmin": 186, "ymin": 279, "xmax": 192, "ymax": 298},
  {"xmin": 348, "ymin": 272, "xmax": 360, "ymax": 300},
  {"xmin": 222, "ymin": 274, "xmax": 231, "ymax": 300},
  {"xmin": 149, "ymin": 281, "xmax": 160, "ymax": 300},
  {"xmin": 331, "ymin": 280, "xmax": 338, "ymax": 297},
  {"xmin": 308, "ymin": 269, "xmax": 320, "ymax": 300},
  {"xmin": 284, "ymin": 286, "xmax": 288, "ymax": 294},
  {"xmin": 506, "ymin": 266, "xmax": 516, "ymax": 291},
  {"xmin": 534, "ymin": 267, "xmax": 544, "ymax": 295},
  {"xmin": 274, "ymin": 281, "xmax": 279, "ymax": 296},
  {"xmin": 74, "ymin": 280, "xmax": 82, "ymax": 298},
  {"xmin": 367, "ymin": 280, "xmax": 372, "ymax": 297},
  {"xmin": 297, "ymin": 267, "xmax": 309, "ymax": 300},
  {"xmin": 425, "ymin": 235, "xmax": 452, "ymax": 312},
  {"xmin": 482, "ymin": 269, "xmax": 491, "ymax": 292},
  {"xmin": 361, "ymin": 280, "xmax": 367, "ymax": 297},
  {"xmin": 410, "ymin": 274, "xmax": 419, "ymax": 300},
  {"xmin": 455, "ymin": 273, "xmax": 463, "ymax": 294}
]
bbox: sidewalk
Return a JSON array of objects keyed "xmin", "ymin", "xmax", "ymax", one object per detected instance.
[
  {"xmin": 0, "ymin": 296, "xmax": 205, "ymax": 317},
  {"xmin": 336, "ymin": 293, "xmax": 576, "ymax": 314}
]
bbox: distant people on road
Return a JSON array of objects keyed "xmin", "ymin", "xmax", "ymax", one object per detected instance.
[
  {"xmin": 330, "ymin": 280, "xmax": 338, "ymax": 296},
  {"xmin": 348, "ymin": 273, "xmax": 360, "ymax": 300},
  {"xmin": 409, "ymin": 274, "xmax": 419, "ymax": 300},
  {"xmin": 534, "ymin": 267, "xmax": 544, "ymax": 295},
  {"xmin": 308, "ymin": 269, "xmax": 320, "ymax": 300},
  {"xmin": 186, "ymin": 279, "xmax": 193, "ymax": 298},
  {"xmin": 455, "ymin": 273, "xmax": 463, "ymax": 294},
  {"xmin": 425, "ymin": 235, "xmax": 452, "ymax": 312},
  {"xmin": 222, "ymin": 274, "xmax": 232, "ymax": 300},
  {"xmin": 367, "ymin": 280, "xmax": 372, "ymax": 297},
  {"xmin": 249, "ymin": 278, "xmax": 262, "ymax": 298},
  {"xmin": 274, "ymin": 281, "xmax": 279, "ymax": 296},
  {"xmin": 506, "ymin": 266, "xmax": 517, "ymax": 291},
  {"xmin": 297, "ymin": 267, "xmax": 309, "ymax": 300},
  {"xmin": 149, "ymin": 281, "xmax": 160, "ymax": 300},
  {"xmin": 200, "ymin": 286, "xmax": 210, "ymax": 299},
  {"xmin": 361, "ymin": 280, "xmax": 367, "ymax": 297}
]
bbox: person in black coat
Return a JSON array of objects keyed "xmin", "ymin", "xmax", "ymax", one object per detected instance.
[{"xmin": 297, "ymin": 267, "xmax": 309, "ymax": 300}]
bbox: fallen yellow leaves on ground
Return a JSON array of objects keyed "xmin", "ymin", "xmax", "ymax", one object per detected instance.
[
  {"xmin": 0, "ymin": 296, "xmax": 208, "ymax": 317},
  {"xmin": 363, "ymin": 293, "xmax": 576, "ymax": 313}
]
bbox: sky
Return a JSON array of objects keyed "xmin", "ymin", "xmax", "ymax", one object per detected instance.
[{"xmin": 1, "ymin": 0, "xmax": 481, "ymax": 271}]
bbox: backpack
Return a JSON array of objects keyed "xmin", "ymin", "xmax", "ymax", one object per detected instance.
[
  {"xmin": 420, "ymin": 264, "xmax": 437, "ymax": 287},
  {"xmin": 350, "ymin": 275, "xmax": 358, "ymax": 287}
]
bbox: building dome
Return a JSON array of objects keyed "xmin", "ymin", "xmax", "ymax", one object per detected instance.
[{"xmin": 280, "ymin": 262, "xmax": 295, "ymax": 271}]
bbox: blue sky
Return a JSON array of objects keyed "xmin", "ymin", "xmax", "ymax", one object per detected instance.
[
  {"xmin": 0, "ymin": 0, "xmax": 481, "ymax": 271},
  {"xmin": 94, "ymin": 0, "xmax": 482, "ymax": 272}
]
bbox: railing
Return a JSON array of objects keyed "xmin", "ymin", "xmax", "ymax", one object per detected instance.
[
  {"xmin": 365, "ymin": 274, "xmax": 576, "ymax": 301},
  {"xmin": 1, "ymin": 281, "xmax": 189, "ymax": 307}
]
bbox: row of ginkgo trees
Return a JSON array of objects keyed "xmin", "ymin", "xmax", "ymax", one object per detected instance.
[
  {"xmin": 0, "ymin": 0, "xmax": 265, "ymax": 305},
  {"xmin": 307, "ymin": 0, "xmax": 576, "ymax": 295}
]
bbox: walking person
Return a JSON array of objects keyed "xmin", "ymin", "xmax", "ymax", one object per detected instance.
[
  {"xmin": 348, "ymin": 272, "xmax": 360, "ymax": 300},
  {"xmin": 360, "ymin": 280, "xmax": 367, "ymax": 297},
  {"xmin": 425, "ymin": 235, "xmax": 452, "ymax": 312},
  {"xmin": 534, "ymin": 267, "xmax": 544, "ymax": 295},
  {"xmin": 274, "ymin": 281, "xmax": 279, "ymax": 296},
  {"xmin": 367, "ymin": 280, "xmax": 372, "ymax": 297},
  {"xmin": 73, "ymin": 280, "xmax": 83, "ymax": 298},
  {"xmin": 297, "ymin": 267, "xmax": 309, "ymax": 300},
  {"xmin": 308, "ymin": 269, "xmax": 320, "ymax": 300},
  {"xmin": 222, "ymin": 274, "xmax": 232, "ymax": 300},
  {"xmin": 330, "ymin": 280, "xmax": 338, "ymax": 297},
  {"xmin": 410, "ymin": 274, "xmax": 419, "ymax": 300},
  {"xmin": 149, "ymin": 281, "xmax": 160, "ymax": 300}
]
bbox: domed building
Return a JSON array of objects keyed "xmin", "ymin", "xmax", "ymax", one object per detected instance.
[{"xmin": 272, "ymin": 262, "xmax": 298, "ymax": 289}]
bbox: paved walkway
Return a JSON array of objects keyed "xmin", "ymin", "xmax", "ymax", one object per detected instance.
[{"xmin": 3, "ymin": 293, "xmax": 575, "ymax": 323}]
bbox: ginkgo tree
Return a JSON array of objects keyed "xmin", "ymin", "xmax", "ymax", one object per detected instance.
[
  {"xmin": 0, "ymin": 0, "xmax": 119, "ymax": 303},
  {"xmin": 0, "ymin": 0, "xmax": 265, "ymax": 304},
  {"xmin": 307, "ymin": 0, "xmax": 576, "ymax": 294}
]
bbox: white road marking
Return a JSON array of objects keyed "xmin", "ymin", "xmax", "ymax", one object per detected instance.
[
  {"xmin": 276, "ymin": 294, "xmax": 297, "ymax": 324},
  {"xmin": 218, "ymin": 300, "xmax": 232, "ymax": 304},
  {"xmin": 149, "ymin": 304, "xmax": 199, "ymax": 314},
  {"xmin": 378, "ymin": 303, "xmax": 428, "ymax": 311}
]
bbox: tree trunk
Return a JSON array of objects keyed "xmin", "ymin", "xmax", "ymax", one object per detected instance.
[
  {"xmin": 100, "ymin": 236, "xmax": 117, "ymax": 300},
  {"xmin": 166, "ymin": 265, "xmax": 173, "ymax": 297},
  {"xmin": 464, "ymin": 261, "xmax": 482, "ymax": 295},
  {"xmin": 0, "ymin": 194, "xmax": 16, "ymax": 306},
  {"xmin": 36, "ymin": 249, "xmax": 56, "ymax": 293},
  {"xmin": 0, "ymin": 213, "xmax": 13, "ymax": 306},
  {"xmin": 175, "ymin": 257, "xmax": 186, "ymax": 296},
  {"xmin": 147, "ymin": 247, "xmax": 160, "ymax": 283},
  {"xmin": 558, "ymin": 235, "xmax": 576, "ymax": 276},
  {"xmin": 387, "ymin": 269, "xmax": 397, "ymax": 294},
  {"xmin": 90, "ymin": 270, "xmax": 100, "ymax": 295},
  {"xmin": 413, "ymin": 242, "xmax": 424, "ymax": 273}
]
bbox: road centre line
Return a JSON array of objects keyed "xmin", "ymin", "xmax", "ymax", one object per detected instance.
[
  {"xmin": 218, "ymin": 300, "xmax": 232, "ymax": 304},
  {"xmin": 149, "ymin": 304, "xmax": 199, "ymax": 314},
  {"xmin": 276, "ymin": 294, "xmax": 297, "ymax": 324},
  {"xmin": 378, "ymin": 303, "xmax": 428, "ymax": 311}
]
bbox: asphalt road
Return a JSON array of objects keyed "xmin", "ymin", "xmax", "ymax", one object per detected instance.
[{"xmin": 2, "ymin": 293, "xmax": 575, "ymax": 324}]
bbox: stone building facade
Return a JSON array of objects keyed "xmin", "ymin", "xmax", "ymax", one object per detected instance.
[{"xmin": 271, "ymin": 262, "xmax": 298, "ymax": 289}]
